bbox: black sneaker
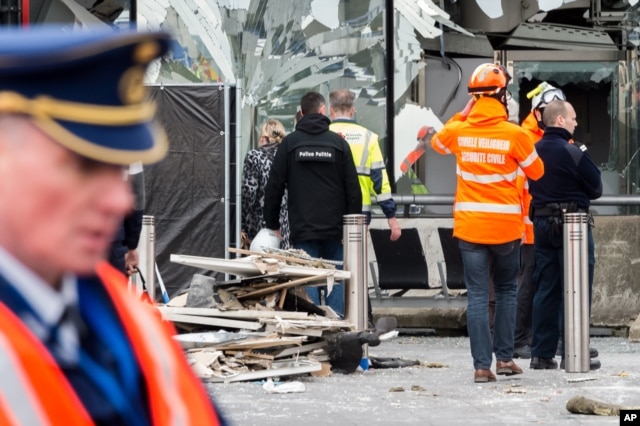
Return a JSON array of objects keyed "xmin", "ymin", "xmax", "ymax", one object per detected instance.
[
  {"xmin": 530, "ymin": 357, "xmax": 558, "ymax": 369},
  {"xmin": 513, "ymin": 345, "xmax": 531, "ymax": 359},
  {"xmin": 559, "ymin": 358, "xmax": 601, "ymax": 370}
]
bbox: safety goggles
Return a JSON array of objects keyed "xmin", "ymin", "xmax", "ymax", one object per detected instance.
[{"xmin": 537, "ymin": 88, "xmax": 566, "ymax": 108}]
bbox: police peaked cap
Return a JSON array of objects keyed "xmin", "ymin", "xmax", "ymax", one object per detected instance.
[{"xmin": 0, "ymin": 26, "xmax": 171, "ymax": 165}]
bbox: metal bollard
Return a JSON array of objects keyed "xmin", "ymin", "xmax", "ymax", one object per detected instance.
[
  {"xmin": 343, "ymin": 214, "xmax": 368, "ymax": 332},
  {"xmin": 138, "ymin": 215, "xmax": 157, "ymax": 302},
  {"xmin": 563, "ymin": 212, "xmax": 590, "ymax": 373}
]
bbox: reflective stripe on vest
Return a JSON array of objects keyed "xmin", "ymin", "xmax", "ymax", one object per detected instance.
[
  {"xmin": 0, "ymin": 263, "xmax": 221, "ymax": 426},
  {"xmin": 359, "ymin": 130, "xmax": 372, "ymax": 171},
  {"xmin": 0, "ymin": 303, "xmax": 93, "ymax": 426},
  {"xmin": 455, "ymin": 202, "xmax": 521, "ymax": 214},
  {"xmin": 0, "ymin": 333, "xmax": 49, "ymax": 426},
  {"xmin": 519, "ymin": 150, "xmax": 540, "ymax": 168},
  {"xmin": 432, "ymin": 136, "xmax": 452, "ymax": 154},
  {"xmin": 456, "ymin": 166, "xmax": 518, "ymax": 184},
  {"xmin": 377, "ymin": 192, "xmax": 393, "ymax": 202}
]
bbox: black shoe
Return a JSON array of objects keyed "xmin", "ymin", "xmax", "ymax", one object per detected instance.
[
  {"xmin": 513, "ymin": 345, "xmax": 531, "ymax": 359},
  {"xmin": 530, "ymin": 357, "xmax": 558, "ymax": 369},
  {"xmin": 557, "ymin": 342, "xmax": 598, "ymax": 359},
  {"xmin": 559, "ymin": 358, "xmax": 601, "ymax": 370}
]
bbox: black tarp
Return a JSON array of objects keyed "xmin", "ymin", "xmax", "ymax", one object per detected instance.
[{"xmin": 145, "ymin": 85, "xmax": 231, "ymax": 299}]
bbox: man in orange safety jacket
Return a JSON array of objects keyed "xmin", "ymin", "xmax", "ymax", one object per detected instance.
[
  {"xmin": 0, "ymin": 27, "xmax": 226, "ymax": 425},
  {"xmin": 423, "ymin": 63, "xmax": 544, "ymax": 384}
]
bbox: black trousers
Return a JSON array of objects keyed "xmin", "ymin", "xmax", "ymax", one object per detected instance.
[{"xmin": 514, "ymin": 243, "xmax": 536, "ymax": 348}]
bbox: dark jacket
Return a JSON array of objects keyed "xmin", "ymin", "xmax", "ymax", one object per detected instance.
[
  {"xmin": 529, "ymin": 126, "xmax": 602, "ymax": 210},
  {"xmin": 264, "ymin": 113, "xmax": 361, "ymax": 243}
]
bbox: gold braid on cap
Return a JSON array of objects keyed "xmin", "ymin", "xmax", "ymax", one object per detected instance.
[
  {"xmin": 0, "ymin": 91, "xmax": 156, "ymax": 125},
  {"xmin": 0, "ymin": 90, "xmax": 167, "ymax": 165}
]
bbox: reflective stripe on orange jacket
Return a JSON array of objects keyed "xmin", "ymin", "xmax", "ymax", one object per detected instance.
[
  {"xmin": 431, "ymin": 97, "xmax": 544, "ymax": 244},
  {"xmin": 520, "ymin": 111, "xmax": 544, "ymax": 244},
  {"xmin": 0, "ymin": 303, "xmax": 93, "ymax": 426},
  {"xmin": 0, "ymin": 261, "xmax": 223, "ymax": 426}
]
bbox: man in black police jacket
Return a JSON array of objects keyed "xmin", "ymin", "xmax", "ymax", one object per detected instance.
[
  {"xmin": 528, "ymin": 100, "xmax": 603, "ymax": 371},
  {"xmin": 264, "ymin": 91, "xmax": 361, "ymax": 318}
]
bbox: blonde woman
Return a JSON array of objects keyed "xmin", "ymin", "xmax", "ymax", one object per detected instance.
[{"xmin": 242, "ymin": 119, "xmax": 290, "ymax": 249}]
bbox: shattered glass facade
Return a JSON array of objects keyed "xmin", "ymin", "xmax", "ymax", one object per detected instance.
[
  {"xmin": 142, "ymin": 0, "xmax": 388, "ymax": 158},
  {"xmin": 618, "ymin": 56, "xmax": 640, "ymax": 198},
  {"xmin": 14, "ymin": 1, "xmax": 639, "ymax": 203},
  {"xmin": 138, "ymin": 0, "xmax": 468, "ymax": 188}
]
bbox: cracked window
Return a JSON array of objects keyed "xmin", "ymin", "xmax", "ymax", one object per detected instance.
[
  {"xmin": 514, "ymin": 60, "xmax": 639, "ymax": 212},
  {"xmin": 137, "ymin": 0, "xmax": 464, "ymax": 190}
]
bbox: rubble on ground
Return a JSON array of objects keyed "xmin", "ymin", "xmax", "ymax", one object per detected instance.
[{"xmin": 157, "ymin": 248, "xmax": 386, "ymax": 383}]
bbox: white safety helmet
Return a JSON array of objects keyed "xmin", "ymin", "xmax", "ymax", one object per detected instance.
[
  {"xmin": 250, "ymin": 228, "xmax": 280, "ymax": 252},
  {"xmin": 531, "ymin": 84, "xmax": 566, "ymax": 111}
]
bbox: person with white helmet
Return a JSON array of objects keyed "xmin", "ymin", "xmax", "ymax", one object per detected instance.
[
  {"xmin": 516, "ymin": 83, "xmax": 598, "ymax": 367},
  {"xmin": 513, "ymin": 82, "xmax": 567, "ymax": 360}
]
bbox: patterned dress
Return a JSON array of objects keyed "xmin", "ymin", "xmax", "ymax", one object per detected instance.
[{"xmin": 241, "ymin": 142, "xmax": 290, "ymax": 249}]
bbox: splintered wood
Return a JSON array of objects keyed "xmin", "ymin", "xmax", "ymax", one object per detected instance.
[{"xmin": 162, "ymin": 247, "xmax": 355, "ymax": 383}]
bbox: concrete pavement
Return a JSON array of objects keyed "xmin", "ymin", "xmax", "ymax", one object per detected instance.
[{"xmin": 206, "ymin": 335, "xmax": 640, "ymax": 425}]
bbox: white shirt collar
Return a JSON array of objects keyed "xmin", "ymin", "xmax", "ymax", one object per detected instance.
[{"xmin": 0, "ymin": 246, "xmax": 77, "ymax": 327}]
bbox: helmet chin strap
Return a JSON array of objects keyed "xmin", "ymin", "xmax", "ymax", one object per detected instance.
[{"xmin": 486, "ymin": 89, "xmax": 509, "ymax": 115}]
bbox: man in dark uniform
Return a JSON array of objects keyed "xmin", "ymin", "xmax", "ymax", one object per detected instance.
[
  {"xmin": 264, "ymin": 91, "xmax": 361, "ymax": 318},
  {"xmin": 528, "ymin": 100, "xmax": 603, "ymax": 370},
  {"xmin": 109, "ymin": 162, "xmax": 144, "ymax": 277}
]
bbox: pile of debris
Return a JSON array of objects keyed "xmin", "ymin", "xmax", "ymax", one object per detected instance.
[{"xmin": 158, "ymin": 248, "xmax": 387, "ymax": 383}]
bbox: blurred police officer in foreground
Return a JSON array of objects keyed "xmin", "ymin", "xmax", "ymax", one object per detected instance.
[{"xmin": 0, "ymin": 26, "xmax": 225, "ymax": 425}]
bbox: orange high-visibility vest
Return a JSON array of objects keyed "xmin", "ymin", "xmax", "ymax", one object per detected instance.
[
  {"xmin": 520, "ymin": 111, "xmax": 545, "ymax": 244},
  {"xmin": 0, "ymin": 261, "xmax": 223, "ymax": 426},
  {"xmin": 431, "ymin": 97, "xmax": 544, "ymax": 244}
]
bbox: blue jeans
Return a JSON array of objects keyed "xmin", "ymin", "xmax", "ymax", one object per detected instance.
[
  {"xmin": 530, "ymin": 217, "xmax": 595, "ymax": 359},
  {"xmin": 294, "ymin": 239, "xmax": 344, "ymax": 318},
  {"xmin": 459, "ymin": 238, "xmax": 520, "ymax": 370}
]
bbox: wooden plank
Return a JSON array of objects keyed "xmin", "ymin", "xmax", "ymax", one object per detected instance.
[
  {"xmin": 237, "ymin": 274, "xmax": 330, "ymax": 300},
  {"xmin": 162, "ymin": 312, "xmax": 263, "ymax": 330},
  {"xmin": 262, "ymin": 317, "xmax": 352, "ymax": 329},
  {"xmin": 229, "ymin": 247, "xmax": 327, "ymax": 267},
  {"xmin": 225, "ymin": 350, "xmax": 275, "ymax": 360},
  {"xmin": 204, "ymin": 358, "xmax": 322, "ymax": 383},
  {"xmin": 213, "ymin": 335, "xmax": 307, "ymax": 350},
  {"xmin": 170, "ymin": 253, "xmax": 351, "ymax": 280},
  {"xmin": 273, "ymin": 341, "xmax": 326, "ymax": 359},
  {"xmin": 157, "ymin": 306, "xmax": 310, "ymax": 320},
  {"xmin": 264, "ymin": 324, "xmax": 324, "ymax": 337},
  {"xmin": 278, "ymin": 288, "xmax": 287, "ymax": 309}
]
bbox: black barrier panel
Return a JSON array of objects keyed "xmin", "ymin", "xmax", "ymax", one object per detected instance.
[{"xmin": 146, "ymin": 85, "xmax": 230, "ymax": 299}]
